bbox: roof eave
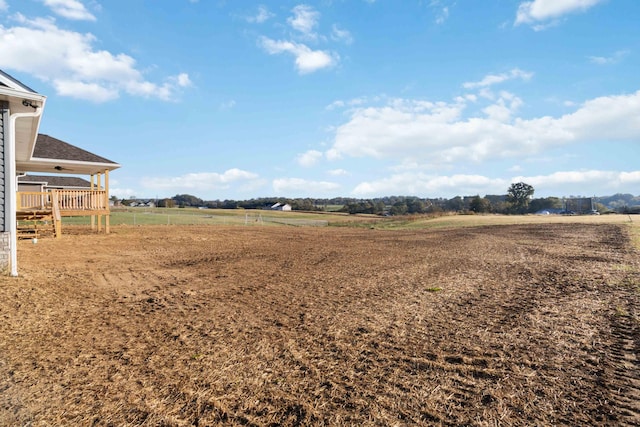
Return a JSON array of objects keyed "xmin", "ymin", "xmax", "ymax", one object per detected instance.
[{"xmin": 17, "ymin": 157, "xmax": 121, "ymax": 175}]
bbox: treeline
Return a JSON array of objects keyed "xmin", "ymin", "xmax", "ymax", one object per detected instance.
[
  {"xmin": 121, "ymin": 192, "xmax": 639, "ymax": 216},
  {"xmin": 338, "ymin": 195, "xmax": 568, "ymax": 215},
  {"xmin": 597, "ymin": 193, "xmax": 640, "ymax": 211}
]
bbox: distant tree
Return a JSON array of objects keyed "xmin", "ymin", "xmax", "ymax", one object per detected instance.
[
  {"xmin": 157, "ymin": 198, "xmax": 176, "ymax": 208},
  {"xmin": 469, "ymin": 195, "xmax": 491, "ymax": 213},
  {"xmin": 221, "ymin": 199, "xmax": 238, "ymax": 209},
  {"xmin": 506, "ymin": 182, "xmax": 535, "ymax": 213},
  {"xmin": 446, "ymin": 196, "xmax": 465, "ymax": 212},
  {"xmin": 373, "ymin": 200, "xmax": 386, "ymax": 215},
  {"xmin": 292, "ymin": 198, "xmax": 315, "ymax": 211},
  {"xmin": 406, "ymin": 198, "xmax": 425, "ymax": 214},
  {"xmin": 173, "ymin": 194, "xmax": 203, "ymax": 207},
  {"xmin": 341, "ymin": 199, "xmax": 383, "ymax": 215},
  {"xmin": 593, "ymin": 202, "xmax": 608, "ymax": 214},
  {"xmin": 390, "ymin": 201, "xmax": 408, "ymax": 216}
]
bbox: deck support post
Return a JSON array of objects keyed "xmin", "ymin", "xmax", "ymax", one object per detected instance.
[
  {"xmin": 105, "ymin": 169, "xmax": 110, "ymax": 234},
  {"xmin": 90, "ymin": 174, "xmax": 96, "ymax": 231},
  {"xmin": 96, "ymin": 172, "xmax": 102, "ymax": 233}
]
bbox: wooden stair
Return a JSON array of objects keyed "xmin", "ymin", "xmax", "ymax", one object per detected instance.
[{"xmin": 17, "ymin": 209, "xmax": 58, "ymax": 239}]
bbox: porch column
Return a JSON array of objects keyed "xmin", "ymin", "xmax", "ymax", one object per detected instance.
[
  {"xmin": 96, "ymin": 172, "xmax": 102, "ymax": 232},
  {"xmin": 90, "ymin": 173, "xmax": 96, "ymax": 230},
  {"xmin": 105, "ymin": 169, "xmax": 110, "ymax": 234}
]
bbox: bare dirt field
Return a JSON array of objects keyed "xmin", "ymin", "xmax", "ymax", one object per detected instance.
[{"xmin": 1, "ymin": 222, "xmax": 639, "ymax": 426}]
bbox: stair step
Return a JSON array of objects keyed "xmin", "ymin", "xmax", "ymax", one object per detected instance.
[{"xmin": 17, "ymin": 209, "xmax": 58, "ymax": 239}]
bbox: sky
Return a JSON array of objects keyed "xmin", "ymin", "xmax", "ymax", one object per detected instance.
[{"xmin": 0, "ymin": 0, "xmax": 639, "ymax": 201}]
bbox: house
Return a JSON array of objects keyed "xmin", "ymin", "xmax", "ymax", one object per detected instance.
[
  {"xmin": 563, "ymin": 197, "xmax": 596, "ymax": 215},
  {"xmin": 0, "ymin": 69, "xmax": 120, "ymax": 275},
  {"xmin": 18, "ymin": 174, "xmax": 93, "ymax": 192},
  {"xmin": 271, "ymin": 202, "xmax": 292, "ymax": 211}
]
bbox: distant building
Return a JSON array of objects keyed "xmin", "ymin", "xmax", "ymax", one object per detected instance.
[
  {"xmin": 564, "ymin": 197, "xmax": 595, "ymax": 214},
  {"xmin": 271, "ymin": 202, "xmax": 292, "ymax": 211},
  {"xmin": 18, "ymin": 174, "xmax": 92, "ymax": 192}
]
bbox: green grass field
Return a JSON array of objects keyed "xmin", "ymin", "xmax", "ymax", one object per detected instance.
[{"xmin": 64, "ymin": 207, "xmax": 334, "ymax": 227}]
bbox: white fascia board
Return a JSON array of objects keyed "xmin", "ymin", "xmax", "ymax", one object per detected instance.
[
  {"xmin": 19, "ymin": 157, "xmax": 121, "ymax": 174},
  {"xmin": 0, "ymin": 86, "xmax": 46, "ymax": 103}
]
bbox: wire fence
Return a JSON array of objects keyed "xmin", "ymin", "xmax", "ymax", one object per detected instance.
[{"xmin": 63, "ymin": 210, "xmax": 329, "ymax": 227}]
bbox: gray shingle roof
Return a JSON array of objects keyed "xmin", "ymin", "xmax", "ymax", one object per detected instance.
[
  {"xmin": 33, "ymin": 134, "xmax": 118, "ymax": 165},
  {"xmin": 18, "ymin": 174, "xmax": 92, "ymax": 188},
  {"xmin": 0, "ymin": 69, "xmax": 38, "ymax": 93}
]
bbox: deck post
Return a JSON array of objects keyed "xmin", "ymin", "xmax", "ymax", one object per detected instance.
[
  {"xmin": 90, "ymin": 174, "xmax": 96, "ymax": 230},
  {"xmin": 52, "ymin": 190, "xmax": 61, "ymax": 238},
  {"xmin": 96, "ymin": 172, "xmax": 102, "ymax": 233},
  {"xmin": 105, "ymin": 169, "xmax": 110, "ymax": 234}
]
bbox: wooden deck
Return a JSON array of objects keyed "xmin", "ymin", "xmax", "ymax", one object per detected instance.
[
  {"xmin": 16, "ymin": 208, "xmax": 57, "ymax": 239},
  {"xmin": 17, "ymin": 190, "xmax": 111, "ymax": 237}
]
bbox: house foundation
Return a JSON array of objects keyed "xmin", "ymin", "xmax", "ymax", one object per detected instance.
[{"xmin": 0, "ymin": 232, "xmax": 9, "ymax": 272}]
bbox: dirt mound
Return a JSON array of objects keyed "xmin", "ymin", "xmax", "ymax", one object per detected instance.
[{"xmin": 0, "ymin": 223, "xmax": 638, "ymax": 426}]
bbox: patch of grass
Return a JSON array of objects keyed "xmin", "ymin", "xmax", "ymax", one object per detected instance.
[
  {"xmin": 63, "ymin": 210, "xmax": 639, "ymax": 233},
  {"xmin": 627, "ymin": 217, "xmax": 640, "ymax": 251},
  {"xmin": 615, "ymin": 306, "xmax": 629, "ymax": 317}
]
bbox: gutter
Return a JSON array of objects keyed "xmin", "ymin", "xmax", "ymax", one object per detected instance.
[{"xmin": 8, "ymin": 106, "xmax": 44, "ymax": 276}]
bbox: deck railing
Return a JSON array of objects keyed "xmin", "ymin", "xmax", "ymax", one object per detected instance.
[
  {"xmin": 17, "ymin": 192, "xmax": 51, "ymax": 210},
  {"xmin": 55, "ymin": 190, "xmax": 108, "ymax": 211},
  {"xmin": 18, "ymin": 190, "xmax": 109, "ymax": 214}
]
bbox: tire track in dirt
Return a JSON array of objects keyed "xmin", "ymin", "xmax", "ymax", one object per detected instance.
[
  {"xmin": 406, "ymin": 223, "xmax": 640, "ymax": 426},
  {"xmin": 3, "ymin": 223, "xmax": 639, "ymax": 426},
  {"xmin": 605, "ymin": 293, "xmax": 640, "ymax": 426}
]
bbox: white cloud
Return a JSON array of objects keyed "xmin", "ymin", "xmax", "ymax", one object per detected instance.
[
  {"xmin": 350, "ymin": 169, "xmax": 640, "ymax": 198},
  {"xmin": 514, "ymin": 170, "xmax": 640, "ymax": 194},
  {"xmin": 326, "ymin": 97, "xmax": 367, "ymax": 111},
  {"xmin": 42, "ymin": 0, "xmax": 96, "ymax": 21},
  {"xmin": 259, "ymin": 37, "xmax": 336, "ymax": 74},
  {"xmin": 174, "ymin": 73, "xmax": 192, "ymax": 87},
  {"xmin": 481, "ymin": 91, "xmax": 523, "ymax": 122},
  {"xmin": 331, "ymin": 24, "xmax": 353, "ymax": 44},
  {"xmin": 326, "ymin": 100, "xmax": 345, "ymax": 110},
  {"xmin": 219, "ymin": 99, "xmax": 236, "ymax": 110},
  {"xmin": 482, "ymin": 92, "xmax": 523, "ymax": 122},
  {"xmin": 287, "ymin": 4, "xmax": 320, "ymax": 38},
  {"xmin": 110, "ymin": 187, "xmax": 138, "ymax": 199},
  {"xmin": 0, "ymin": 15, "xmax": 191, "ymax": 102},
  {"xmin": 246, "ymin": 5, "xmax": 274, "ymax": 24},
  {"xmin": 54, "ymin": 80, "xmax": 118, "ymax": 102},
  {"xmin": 435, "ymin": 7, "xmax": 449, "ymax": 25},
  {"xmin": 588, "ymin": 50, "xmax": 630, "ymax": 65},
  {"xmin": 328, "ymin": 168, "xmax": 349, "ymax": 176},
  {"xmin": 297, "ymin": 150, "xmax": 323, "ymax": 167},
  {"xmin": 352, "ymin": 173, "xmax": 507, "ymax": 197},
  {"xmin": 515, "ymin": 0, "xmax": 604, "ymax": 26},
  {"xmin": 141, "ymin": 169, "xmax": 262, "ymax": 193},
  {"xmin": 463, "ymin": 68, "xmax": 533, "ymax": 89},
  {"xmin": 273, "ymin": 177, "xmax": 340, "ymax": 195},
  {"xmin": 327, "ymin": 90, "xmax": 640, "ymax": 166},
  {"xmin": 0, "ymin": 0, "xmax": 8, "ymax": 12},
  {"xmin": 429, "ymin": 0, "xmax": 453, "ymax": 24}
]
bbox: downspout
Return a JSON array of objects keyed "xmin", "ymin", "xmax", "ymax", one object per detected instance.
[{"xmin": 8, "ymin": 108, "xmax": 42, "ymax": 276}]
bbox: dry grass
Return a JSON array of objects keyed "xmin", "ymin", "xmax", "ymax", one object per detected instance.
[{"xmin": 0, "ymin": 222, "xmax": 638, "ymax": 426}]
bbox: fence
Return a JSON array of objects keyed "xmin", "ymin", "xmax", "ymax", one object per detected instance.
[{"xmin": 63, "ymin": 209, "xmax": 329, "ymax": 227}]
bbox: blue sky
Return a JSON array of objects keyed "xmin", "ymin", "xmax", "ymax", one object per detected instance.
[{"xmin": 1, "ymin": 0, "xmax": 638, "ymax": 200}]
